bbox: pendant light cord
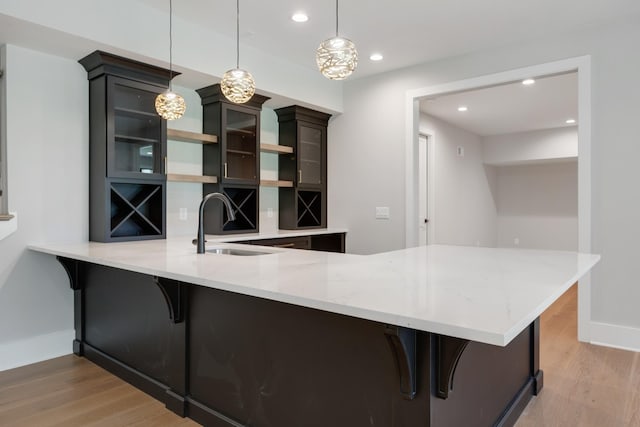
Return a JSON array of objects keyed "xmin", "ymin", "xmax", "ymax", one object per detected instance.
[
  {"xmin": 169, "ymin": 0, "xmax": 173, "ymax": 91},
  {"xmin": 236, "ymin": 0, "xmax": 240, "ymax": 69},
  {"xmin": 335, "ymin": 0, "xmax": 339, "ymax": 37}
]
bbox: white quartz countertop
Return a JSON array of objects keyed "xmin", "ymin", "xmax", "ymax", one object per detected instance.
[{"xmin": 29, "ymin": 237, "xmax": 599, "ymax": 346}]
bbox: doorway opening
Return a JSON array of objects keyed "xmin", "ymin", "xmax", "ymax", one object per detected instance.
[{"xmin": 404, "ymin": 56, "xmax": 592, "ymax": 342}]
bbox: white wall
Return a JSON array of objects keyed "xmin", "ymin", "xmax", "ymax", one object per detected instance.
[
  {"xmin": 165, "ymin": 85, "xmax": 204, "ymax": 237},
  {"xmin": 0, "ymin": 45, "xmax": 86, "ymax": 370},
  {"xmin": 483, "ymin": 126, "xmax": 578, "ymax": 165},
  {"xmin": 0, "ymin": 0, "xmax": 343, "ymax": 113},
  {"xmin": 495, "ymin": 162, "xmax": 578, "ymax": 250},
  {"xmin": 420, "ymin": 114, "xmax": 497, "ymax": 248},
  {"xmin": 482, "ymin": 127, "xmax": 578, "ymax": 251},
  {"xmin": 330, "ymin": 18, "xmax": 640, "ymax": 346}
]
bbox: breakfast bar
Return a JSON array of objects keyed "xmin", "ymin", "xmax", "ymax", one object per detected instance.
[{"xmin": 29, "ymin": 238, "xmax": 599, "ymax": 426}]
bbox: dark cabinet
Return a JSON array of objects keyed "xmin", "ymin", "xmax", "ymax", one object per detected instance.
[
  {"xmin": 108, "ymin": 77, "xmax": 166, "ymax": 179},
  {"xmin": 237, "ymin": 232, "xmax": 346, "ymax": 253},
  {"xmin": 275, "ymin": 106, "xmax": 331, "ymax": 230},
  {"xmin": 197, "ymin": 84, "xmax": 269, "ymax": 234},
  {"xmin": 80, "ymin": 51, "xmax": 170, "ymax": 242}
]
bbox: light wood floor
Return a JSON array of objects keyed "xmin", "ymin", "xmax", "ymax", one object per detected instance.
[
  {"xmin": 0, "ymin": 356, "xmax": 198, "ymax": 426},
  {"xmin": 0, "ymin": 285, "xmax": 638, "ymax": 426},
  {"xmin": 515, "ymin": 285, "xmax": 640, "ymax": 427}
]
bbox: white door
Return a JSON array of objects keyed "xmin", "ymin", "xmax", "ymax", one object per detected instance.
[{"xmin": 418, "ymin": 135, "xmax": 429, "ymax": 246}]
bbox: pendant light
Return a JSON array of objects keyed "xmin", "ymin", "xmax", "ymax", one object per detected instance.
[
  {"xmin": 221, "ymin": 0, "xmax": 256, "ymax": 104},
  {"xmin": 316, "ymin": 0, "xmax": 358, "ymax": 80},
  {"xmin": 155, "ymin": 0, "xmax": 186, "ymax": 120}
]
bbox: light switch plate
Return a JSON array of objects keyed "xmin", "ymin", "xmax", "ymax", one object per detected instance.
[{"xmin": 375, "ymin": 206, "xmax": 390, "ymax": 219}]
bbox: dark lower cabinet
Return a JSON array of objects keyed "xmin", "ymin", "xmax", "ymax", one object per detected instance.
[
  {"xmin": 237, "ymin": 232, "xmax": 345, "ymax": 253},
  {"xmin": 310, "ymin": 233, "xmax": 345, "ymax": 253},
  {"xmin": 58, "ymin": 256, "xmax": 542, "ymax": 427}
]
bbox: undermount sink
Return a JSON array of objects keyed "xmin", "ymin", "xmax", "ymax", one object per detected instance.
[{"xmin": 206, "ymin": 247, "xmax": 272, "ymax": 256}]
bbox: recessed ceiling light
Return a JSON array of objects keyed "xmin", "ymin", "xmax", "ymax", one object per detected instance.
[
  {"xmin": 369, "ymin": 53, "xmax": 383, "ymax": 61},
  {"xmin": 291, "ymin": 12, "xmax": 308, "ymax": 22},
  {"xmin": 458, "ymin": 106, "xmax": 468, "ymax": 112},
  {"xmin": 522, "ymin": 79, "xmax": 535, "ymax": 85},
  {"xmin": 566, "ymin": 118, "xmax": 576, "ymax": 124}
]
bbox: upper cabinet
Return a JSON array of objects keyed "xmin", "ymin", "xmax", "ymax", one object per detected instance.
[
  {"xmin": 108, "ymin": 77, "xmax": 166, "ymax": 179},
  {"xmin": 275, "ymin": 106, "xmax": 330, "ymax": 189},
  {"xmin": 197, "ymin": 84, "xmax": 269, "ymax": 186},
  {"xmin": 79, "ymin": 51, "xmax": 171, "ymax": 242},
  {"xmin": 275, "ymin": 106, "xmax": 331, "ymax": 230}
]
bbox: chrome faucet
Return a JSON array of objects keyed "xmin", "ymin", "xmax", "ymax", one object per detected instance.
[{"xmin": 196, "ymin": 192, "xmax": 236, "ymax": 254}]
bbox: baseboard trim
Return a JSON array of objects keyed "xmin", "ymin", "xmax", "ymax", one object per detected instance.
[
  {"xmin": 590, "ymin": 321, "xmax": 640, "ymax": 352},
  {"xmin": 0, "ymin": 329, "xmax": 74, "ymax": 371},
  {"xmin": 495, "ymin": 376, "xmax": 536, "ymax": 427}
]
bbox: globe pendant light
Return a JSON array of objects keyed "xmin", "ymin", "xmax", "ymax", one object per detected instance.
[
  {"xmin": 155, "ymin": 0, "xmax": 186, "ymax": 120},
  {"xmin": 316, "ymin": 0, "xmax": 358, "ymax": 80},
  {"xmin": 221, "ymin": 0, "xmax": 256, "ymax": 104}
]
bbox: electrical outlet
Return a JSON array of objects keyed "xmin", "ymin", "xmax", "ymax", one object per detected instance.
[
  {"xmin": 514, "ymin": 237, "xmax": 520, "ymax": 246},
  {"xmin": 267, "ymin": 208, "xmax": 274, "ymax": 218},
  {"xmin": 457, "ymin": 146, "xmax": 465, "ymax": 157},
  {"xmin": 179, "ymin": 208, "xmax": 187, "ymax": 221},
  {"xmin": 375, "ymin": 207, "xmax": 390, "ymax": 220}
]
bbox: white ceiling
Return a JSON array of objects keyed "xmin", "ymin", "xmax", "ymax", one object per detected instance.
[
  {"xmin": 420, "ymin": 72, "xmax": 578, "ymax": 136},
  {"xmin": 135, "ymin": 0, "xmax": 640, "ymax": 79}
]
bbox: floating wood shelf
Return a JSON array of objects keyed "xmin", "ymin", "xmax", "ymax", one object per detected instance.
[
  {"xmin": 167, "ymin": 174, "xmax": 218, "ymax": 184},
  {"xmin": 167, "ymin": 129, "xmax": 218, "ymax": 144},
  {"xmin": 260, "ymin": 179, "xmax": 294, "ymax": 188},
  {"xmin": 260, "ymin": 143, "xmax": 294, "ymax": 154}
]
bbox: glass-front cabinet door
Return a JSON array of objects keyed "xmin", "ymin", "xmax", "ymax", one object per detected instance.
[
  {"xmin": 297, "ymin": 122, "xmax": 325, "ymax": 187},
  {"xmin": 107, "ymin": 76, "xmax": 166, "ymax": 179},
  {"xmin": 222, "ymin": 105, "xmax": 259, "ymax": 184}
]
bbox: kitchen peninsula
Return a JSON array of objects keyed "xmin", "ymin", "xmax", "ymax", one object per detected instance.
[{"xmin": 29, "ymin": 238, "xmax": 599, "ymax": 426}]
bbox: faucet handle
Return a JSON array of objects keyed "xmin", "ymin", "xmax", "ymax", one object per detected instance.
[{"xmin": 192, "ymin": 238, "xmax": 207, "ymax": 246}]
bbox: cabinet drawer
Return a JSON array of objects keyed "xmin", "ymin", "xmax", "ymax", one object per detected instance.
[{"xmin": 242, "ymin": 236, "xmax": 311, "ymax": 250}]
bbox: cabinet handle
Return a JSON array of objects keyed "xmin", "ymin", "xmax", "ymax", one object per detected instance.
[
  {"xmin": 299, "ymin": 170, "xmax": 302, "ymax": 183},
  {"xmin": 224, "ymin": 162, "xmax": 228, "ymax": 178},
  {"xmin": 164, "ymin": 156, "xmax": 167, "ymax": 174},
  {"xmin": 274, "ymin": 243, "xmax": 296, "ymax": 248}
]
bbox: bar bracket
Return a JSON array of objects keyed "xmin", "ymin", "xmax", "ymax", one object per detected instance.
[
  {"xmin": 384, "ymin": 325, "xmax": 417, "ymax": 400},
  {"xmin": 154, "ymin": 276, "xmax": 186, "ymax": 323},
  {"xmin": 435, "ymin": 335, "xmax": 470, "ymax": 399}
]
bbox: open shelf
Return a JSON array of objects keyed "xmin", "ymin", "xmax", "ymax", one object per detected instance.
[
  {"xmin": 167, "ymin": 128, "xmax": 218, "ymax": 144},
  {"xmin": 167, "ymin": 174, "xmax": 218, "ymax": 184},
  {"xmin": 114, "ymin": 107, "xmax": 158, "ymax": 118},
  {"xmin": 260, "ymin": 143, "xmax": 294, "ymax": 154},
  {"xmin": 260, "ymin": 180, "xmax": 294, "ymax": 188},
  {"xmin": 227, "ymin": 149, "xmax": 256, "ymax": 156},
  {"xmin": 114, "ymin": 134, "xmax": 160, "ymax": 144},
  {"xmin": 228, "ymin": 127, "xmax": 256, "ymax": 136}
]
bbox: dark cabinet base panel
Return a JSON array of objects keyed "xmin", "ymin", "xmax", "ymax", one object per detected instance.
[{"xmin": 59, "ymin": 257, "xmax": 540, "ymax": 427}]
